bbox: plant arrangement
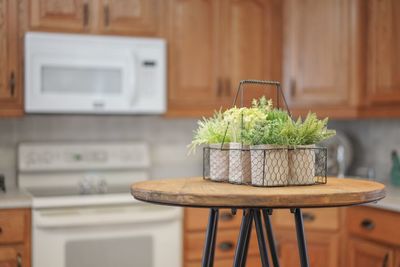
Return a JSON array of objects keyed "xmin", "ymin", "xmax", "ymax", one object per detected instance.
[{"xmin": 189, "ymin": 96, "xmax": 335, "ymax": 186}]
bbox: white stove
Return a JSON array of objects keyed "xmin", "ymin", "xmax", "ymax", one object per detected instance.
[{"xmin": 18, "ymin": 142, "xmax": 182, "ymax": 267}]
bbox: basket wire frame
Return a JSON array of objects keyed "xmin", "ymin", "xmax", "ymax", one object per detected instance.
[{"xmin": 203, "ymin": 80, "xmax": 328, "ymax": 187}]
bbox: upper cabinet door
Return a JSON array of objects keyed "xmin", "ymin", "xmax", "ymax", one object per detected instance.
[
  {"xmin": 223, "ymin": 0, "xmax": 281, "ymax": 107},
  {"xmin": 98, "ymin": 0, "xmax": 160, "ymax": 36},
  {"xmin": 0, "ymin": 0, "xmax": 23, "ymax": 117},
  {"xmin": 283, "ymin": 0, "xmax": 352, "ymax": 108},
  {"xmin": 30, "ymin": 0, "xmax": 91, "ymax": 32},
  {"xmin": 167, "ymin": 0, "xmax": 222, "ymax": 115},
  {"xmin": 366, "ymin": 0, "xmax": 400, "ymax": 105}
]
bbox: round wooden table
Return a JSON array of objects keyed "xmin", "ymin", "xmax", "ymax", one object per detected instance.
[{"xmin": 131, "ymin": 177, "xmax": 385, "ymax": 267}]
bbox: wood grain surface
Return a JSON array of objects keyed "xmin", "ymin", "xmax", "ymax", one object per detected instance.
[{"xmin": 131, "ymin": 177, "xmax": 385, "ymax": 208}]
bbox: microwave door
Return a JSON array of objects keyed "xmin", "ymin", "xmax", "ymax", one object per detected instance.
[{"xmin": 26, "ymin": 53, "xmax": 134, "ymax": 113}]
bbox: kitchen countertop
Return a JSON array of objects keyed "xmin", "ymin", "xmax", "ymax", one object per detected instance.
[
  {"xmin": 0, "ymin": 189, "xmax": 32, "ymax": 209},
  {"xmin": 367, "ymin": 183, "xmax": 400, "ymax": 213}
]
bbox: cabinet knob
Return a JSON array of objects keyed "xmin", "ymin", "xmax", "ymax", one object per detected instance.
[
  {"xmin": 302, "ymin": 212, "xmax": 315, "ymax": 222},
  {"xmin": 216, "ymin": 78, "xmax": 223, "ymax": 97},
  {"xmin": 218, "ymin": 241, "xmax": 234, "ymax": 251},
  {"xmin": 382, "ymin": 253, "xmax": 389, "ymax": 267},
  {"xmin": 17, "ymin": 253, "xmax": 22, "ymax": 267},
  {"xmin": 83, "ymin": 2, "xmax": 89, "ymax": 26},
  {"xmin": 220, "ymin": 212, "xmax": 234, "ymax": 221},
  {"xmin": 360, "ymin": 219, "xmax": 375, "ymax": 230},
  {"xmin": 9, "ymin": 72, "xmax": 15, "ymax": 96},
  {"xmin": 0, "ymin": 226, "xmax": 3, "ymax": 234},
  {"xmin": 224, "ymin": 78, "xmax": 231, "ymax": 97},
  {"xmin": 104, "ymin": 4, "xmax": 110, "ymax": 27}
]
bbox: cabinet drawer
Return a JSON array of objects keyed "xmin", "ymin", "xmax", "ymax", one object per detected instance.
[
  {"xmin": 185, "ymin": 256, "xmax": 262, "ymax": 267},
  {"xmin": 0, "ymin": 210, "xmax": 25, "ymax": 244},
  {"xmin": 347, "ymin": 206, "xmax": 400, "ymax": 246},
  {"xmin": 273, "ymin": 208, "xmax": 339, "ymax": 231},
  {"xmin": 185, "ymin": 229, "xmax": 258, "ymax": 261},
  {"xmin": 185, "ymin": 208, "xmax": 241, "ymax": 231}
]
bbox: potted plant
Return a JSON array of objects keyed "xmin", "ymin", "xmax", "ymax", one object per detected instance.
[
  {"xmin": 223, "ymin": 98, "xmax": 272, "ymax": 184},
  {"xmin": 189, "ymin": 110, "xmax": 231, "ymax": 182},
  {"xmin": 243, "ymin": 108, "xmax": 291, "ymax": 186},
  {"xmin": 282, "ymin": 113, "xmax": 336, "ymax": 185}
]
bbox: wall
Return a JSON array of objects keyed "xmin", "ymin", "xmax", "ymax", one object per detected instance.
[
  {"xmin": 329, "ymin": 119, "xmax": 400, "ymax": 182},
  {"xmin": 0, "ymin": 116, "xmax": 399, "ymax": 190},
  {"xmin": 0, "ymin": 115, "xmax": 202, "ymax": 189}
]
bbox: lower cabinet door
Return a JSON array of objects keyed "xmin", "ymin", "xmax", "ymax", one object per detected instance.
[
  {"xmin": 347, "ymin": 237, "xmax": 394, "ymax": 267},
  {"xmin": 185, "ymin": 256, "xmax": 262, "ymax": 267},
  {"xmin": 277, "ymin": 230, "xmax": 339, "ymax": 267},
  {"xmin": 0, "ymin": 247, "xmax": 19, "ymax": 267}
]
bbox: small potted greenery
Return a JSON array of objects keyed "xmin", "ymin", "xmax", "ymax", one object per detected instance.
[
  {"xmin": 224, "ymin": 98, "xmax": 272, "ymax": 184},
  {"xmin": 189, "ymin": 110, "xmax": 231, "ymax": 182},
  {"xmin": 243, "ymin": 108, "xmax": 291, "ymax": 186},
  {"xmin": 282, "ymin": 113, "xmax": 336, "ymax": 185}
]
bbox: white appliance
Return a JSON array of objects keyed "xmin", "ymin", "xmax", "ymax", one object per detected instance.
[
  {"xmin": 18, "ymin": 142, "xmax": 182, "ymax": 267},
  {"xmin": 24, "ymin": 32, "xmax": 166, "ymax": 114}
]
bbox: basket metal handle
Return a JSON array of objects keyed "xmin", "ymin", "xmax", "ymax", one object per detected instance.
[{"xmin": 220, "ymin": 80, "xmax": 292, "ymax": 149}]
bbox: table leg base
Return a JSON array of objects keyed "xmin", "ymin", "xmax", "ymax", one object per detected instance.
[{"xmin": 201, "ymin": 208, "xmax": 309, "ymax": 267}]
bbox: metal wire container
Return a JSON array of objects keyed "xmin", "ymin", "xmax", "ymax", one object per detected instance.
[{"xmin": 202, "ymin": 80, "xmax": 328, "ymax": 187}]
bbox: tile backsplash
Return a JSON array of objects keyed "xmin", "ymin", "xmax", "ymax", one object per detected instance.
[
  {"xmin": 0, "ymin": 115, "xmax": 202, "ymax": 189},
  {"xmin": 0, "ymin": 116, "xmax": 399, "ymax": 189}
]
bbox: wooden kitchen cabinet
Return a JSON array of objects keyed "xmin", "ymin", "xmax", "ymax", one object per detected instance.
[
  {"xmin": 183, "ymin": 208, "xmax": 262, "ymax": 267},
  {"xmin": 273, "ymin": 208, "xmax": 341, "ymax": 267},
  {"xmin": 30, "ymin": 0, "xmax": 162, "ymax": 36},
  {"xmin": 365, "ymin": 0, "xmax": 400, "ymax": 108},
  {"xmin": 97, "ymin": 0, "xmax": 160, "ymax": 36},
  {"xmin": 347, "ymin": 238, "xmax": 394, "ymax": 267},
  {"xmin": 277, "ymin": 230, "xmax": 339, "ymax": 267},
  {"xmin": 282, "ymin": 0, "xmax": 362, "ymax": 118},
  {"xmin": 395, "ymin": 250, "xmax": 400, "ymax": 267},
  {"xmin": 0, "ymin": 0, "xmax": 24, "ymax": 117},
  {"xmin": 30, "ymin": 0, "xmax": 91, "ymax": 32},
  {"xmin": 167, "ymin": 0, "xmax": 282, "ymax": 117},
  {"xmin": 0, "ymin": 209, "xmax": 31, "ymax": 267}
]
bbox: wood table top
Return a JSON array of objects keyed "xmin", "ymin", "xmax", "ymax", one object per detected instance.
[{"xmin": 131, "ymin": 177, "xmax": 385, "ymax": 208}]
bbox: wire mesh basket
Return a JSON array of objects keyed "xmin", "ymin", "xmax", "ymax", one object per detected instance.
[{"xmin": 202, "ymin": 80, "xmax": 328, "ymax": 187}]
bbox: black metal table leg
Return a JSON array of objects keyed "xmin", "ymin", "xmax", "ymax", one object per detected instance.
[
  {"xmin": 262, "ymin": 209, "xmax": 280, "ymax": 267},
  {"xmin": 202, "ymin": 208, "xmax": 219, "ymax": 267},
  {"xmin": 233, "ymin": 209, "xmax": 253, "ymax": 267},
  {"xmin": 240, "ymin": 210, "xmax": 253, "ymax": 267},
  {"xmin": 254, "ymin": 209, "xmax": 270, "ymax": 267},
  {"xmin": 292, "ymin": 208, "xmax": 310, "ymax": 267}
]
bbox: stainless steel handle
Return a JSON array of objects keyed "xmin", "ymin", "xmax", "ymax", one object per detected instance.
[
  {"xmin": 360, "ymin": 219, "xmax": 375, "ymax": 231},
  {"xmin": 17, "ymin": 253, "xmax": 22, "ymax": 267},
  {"xmin": 302, "ymin": 212, "xmax": 315, "ymax": 222},
  {"xmin": 83, "ymin": 2, "xmax": 89, "ymax": 26},
  {"xmin": 218, "ymin": 241, "xmax": 234, "ymax": 251},
  {"xmin": 104, "ymin": 4, "xmax": 110, "ymax": 27},
  {"xmin": 9, "ymin": 72, "xmax": 15, "ymax": 96},
  {"xmin": 382, "ymin": 253, "xmax": 389, "ymax": 267}
]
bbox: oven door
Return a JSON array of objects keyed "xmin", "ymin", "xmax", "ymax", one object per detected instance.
[{"xmin": 32, "ymin": 203, "xmax": 182, "ymax": 267}]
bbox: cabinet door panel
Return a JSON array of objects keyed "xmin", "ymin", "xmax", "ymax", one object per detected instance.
[
  {"xmin": 30, "ymin": 0, "xmax": 89, "ymax": 32},
  {"xmin": 224, "ymin": 0, "xmax": 281, "ymax": 106},
  {"xmin": 0, "ymin": 0, "xmax": 23, "ymax": 117},
  {"xmin": 348, "ymin": 238, "xmax": 394, "ymax": 267},
  {"xmin": 395, "ymin": 249, "xmax": 400, "ymax": 267},
  {"xmin": 283, "ymin": 0, "xmax": 350, "ymax": 107},
  {"xmin": 98, "ymin": 0, "xmax": 159, "ymax": 35},
  {"xmin": 168, "ymin": 0, "xmax": 221, "ymax": 112},
  {"xmin": 0, "ymin": 247, "xmax": 18, "ymax": 267},
  {"xmin": 277, "ymin": 230, "xmax": 338, "ymax": 267},
  {"xmin": 366, "ymin": 0, "xmax": 400, "ymax": 104}
]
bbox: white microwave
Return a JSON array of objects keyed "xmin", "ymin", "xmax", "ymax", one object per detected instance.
[{"xmin": 24, "ymin": 32, "xmax": 166, "ymax": 114}]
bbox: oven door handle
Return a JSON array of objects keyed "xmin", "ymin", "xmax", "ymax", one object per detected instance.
[{"xmin": 34, "ymin": 206, "xmax": 182, "ymax": 229}]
